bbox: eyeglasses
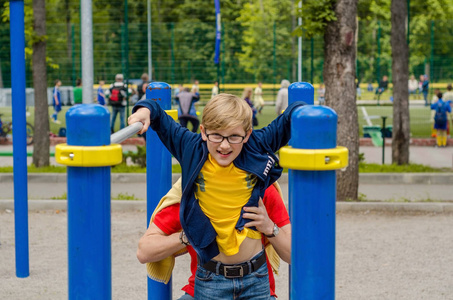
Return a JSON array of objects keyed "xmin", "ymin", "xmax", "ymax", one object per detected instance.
[{"xmin": 206, "ymin": 133, "xmax": 246, "ymax": 144}]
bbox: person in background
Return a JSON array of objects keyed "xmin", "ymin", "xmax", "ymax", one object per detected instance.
[
  {"xmin": 242, "ymin": 87, "xmax": 258, "ymax": 126},
  {"xmin": 137, "ymin": 73, "xmax": 149, "ymax": 101},
  {"xmin": 105, "ymin": 74, "xmax": 132, "ymax": 133},
  {"xmin": 318, "ymin": 83, "xmax": 326, "ymax": 105},
  {"xmin": 408, "ymin": 75, "xmax": 418, "ymax": 98},
  {"xmin": 422, "ymin": 75, "xmax": 430, "ymax": 106},
  {"xmin": 431, "ymin": 92, "xmax": 451, "ymax": 147},
  {"xmin": 191, "ymin": 80, "xmax": 199, "ymax": 94},
  {"xmin": 275, "ymin": 79, "xmax": 290, "ymax": 115},
  {"xmin": 442, "ymin": 84, "xmax": 453, "ymax": 137},
  {"xmin": 367, "ymin": 82, "xmax": 373, "ymax": 92},
  {"xmin": 175, "ymin": 87, "xmax": 200, "ymax": 133},
  {"xmin": 211, "ymin": 81, "xmax": 219, "ymax": 99},
  {"xmin": 254, "ymin": 82, "xmax": 265, "ymax": 113},
  {"xmin": 51, "ymin": 79, "xmax": 62, "ymax": 124},
  {"xmin": 97, "ymin": 80, "xmax": 106, "ymax": 106},
  {"xmin": 73, "ymin": 78, "xmax": 82, "ymax": 105}
]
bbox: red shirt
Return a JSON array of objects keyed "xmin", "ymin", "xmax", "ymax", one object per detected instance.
[{"xmin": 153, "ymin": 184, "xmax": 290, "ymax": 298}]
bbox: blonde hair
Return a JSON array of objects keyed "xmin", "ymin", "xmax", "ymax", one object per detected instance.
[
  {"xmin": 202, "ymin": 93, "xmax": 253, "ymax": 131},
  {"xmin": 241, "ymin": 87, "xmax": 253, "ymax": 100}
]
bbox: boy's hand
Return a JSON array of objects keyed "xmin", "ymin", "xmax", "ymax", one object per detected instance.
[
  {"xmin": 243, "ymin": 198, "xmax": 274, "ymax": 237},
  {"xmin": 128, "ymin": 107, "xmax": 151, "ymax": 134}
]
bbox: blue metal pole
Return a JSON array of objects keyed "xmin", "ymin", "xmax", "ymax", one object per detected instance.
[
  {"xmin": 289, "ymin": 105, "xmax": 338, "ymax": 299},
  {"xmin": 288, "ymin": 82, "xmax": 314, "ymax": 106},
  {"xmin": 10, "ymin": 0, "xmax": 29, "ymax": 278},
  {"xmin": 66, "ymin": 105, "xmax": 112, "ymax": 299},
  {"xmin": 146, "ymin": 82, "xmax": 172, "ymax": 300}
]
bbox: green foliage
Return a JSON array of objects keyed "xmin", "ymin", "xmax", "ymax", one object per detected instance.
[
  {"xmin": 123, "ymin": 145, "xmax": 147, "ymax": 168},
  {"xmin": 359, "ymin": 162, "xmax": 445, "ymax": 173},
  {"xmin": 112, "ymin": 192, "xmax": 139, "ymax": 200},
  {"xmin": 297, "ymin": 0, "xmax": 337, "ymax": 38},
  {"xmin": 51, "ymin": 192, "xmax": 67, "ymax": 200}
]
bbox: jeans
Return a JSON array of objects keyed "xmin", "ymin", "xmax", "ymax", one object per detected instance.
[
  {"xmin": 111, "ymin": 106, "xmax": 125, "ymax": 132},
  {"xmin": 423, "ymin": 91, "xmax": 429, "ymax": 106},
  {"xmin": 194, "ymin": 251, "xmax": 271, "ymax": 300},
  {"xmin": 177, "ymin": 293, "xmax": 276, "ymax": 300}
]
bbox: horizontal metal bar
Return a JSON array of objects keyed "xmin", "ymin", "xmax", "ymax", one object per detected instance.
[{"xmin": 110, "ymin": 122, "xmax": 143, "ymax": 144}]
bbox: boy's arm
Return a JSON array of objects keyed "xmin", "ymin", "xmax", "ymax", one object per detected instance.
[
  {"xmin": 255, "ymin": 101, "xmax": 306, "ymax": 152},
  {"xmin": 129, "ymin": 100, "xmax": 198, "ymax": 161}
]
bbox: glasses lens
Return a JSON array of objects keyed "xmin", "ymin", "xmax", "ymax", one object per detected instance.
[
  {"xmin": 227, "ymin": 135, "xmax": 244, "ymax": 144},
  {"xmin": 208, "ymin": 134, "xmax": 223, "ymax": 143}
]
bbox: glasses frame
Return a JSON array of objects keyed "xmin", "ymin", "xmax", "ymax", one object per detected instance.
[{"xmin": 206, "ymin": 133, "xmax": 246, "ymax": 144}]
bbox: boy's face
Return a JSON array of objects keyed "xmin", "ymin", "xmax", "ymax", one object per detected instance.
[{"xmin": 200, "ymin": 125, "xmax": 252, "ymax": 167}]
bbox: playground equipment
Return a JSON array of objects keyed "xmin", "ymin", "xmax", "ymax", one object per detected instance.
[
  {"xmin": 281, "ymin": 82, "xmax": 348, "ymax": 299},
  {"xmin": 52, "ymin": 81, "xmax": 347, "ymax": 299}
]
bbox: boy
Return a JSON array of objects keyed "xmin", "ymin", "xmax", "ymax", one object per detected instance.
[
  {"xmin": 129, "ymin": 93, "xmax": 304, "ymax": 298},
  {"xmin": 431, "ymin": 92, "xmax": 451, "ymax": 147},
  {"xmin": 138, "ymin": 179, "xmax": 291, "ymax": 300},
  {"xmin": 51, "ymin": 79, "xmax": 62, "ymax": 124}
]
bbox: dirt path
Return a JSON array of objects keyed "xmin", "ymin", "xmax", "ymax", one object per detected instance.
[{"xmin": 1, "ymin": 210, "xmax": 452, "ymax": 299}]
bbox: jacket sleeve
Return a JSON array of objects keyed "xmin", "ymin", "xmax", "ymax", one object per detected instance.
[
  {"xmin": 255, "ymin": 101, "xmax": 306, "ymax": 152},
  {"xmin": 132, "ymin": 100, "xmax": 198, "ymax": 161}
]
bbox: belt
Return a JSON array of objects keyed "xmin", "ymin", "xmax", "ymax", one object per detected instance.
[{"xmin": 202, "ymin": 251, "xmax": 266, "ymax": 279}]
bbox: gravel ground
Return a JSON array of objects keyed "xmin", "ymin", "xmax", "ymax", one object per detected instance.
[{"xmin": 1, "ymin": 209, "xmax": 452, "ymax": 299}]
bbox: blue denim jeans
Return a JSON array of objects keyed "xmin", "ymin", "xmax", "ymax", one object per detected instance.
[
  {"xmin": 111, "ymin": 106, "xmax": 125, "ymax": 132},
  {"xmin": 194, "ymin": 251, "xmax": 271, "ymax": 300}
]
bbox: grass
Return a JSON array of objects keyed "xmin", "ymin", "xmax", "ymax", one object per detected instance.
[
  {"xmin": 0, "ymin": 100, "xmax": 436, "ymax": 138},
  {"xmin": 358, "ymin": 162, "xmax": 447, "ymax": 173}
]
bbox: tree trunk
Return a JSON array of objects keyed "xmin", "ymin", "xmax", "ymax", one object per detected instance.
[
  {"xmin": 323, "ymin": 0, "xmax": 359, "ymax": 201},
  {"xmin": 391, "ymin": 0, "xmax": 410, "ymax": 164},
  {"xmin": 32, "ymin": 0, "xmax": 50, "ymax": 167}
]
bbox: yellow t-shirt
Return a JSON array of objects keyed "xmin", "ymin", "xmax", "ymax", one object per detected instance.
[{"xmin": 194, "ymin": 154, "xmax": 261, "ymax": 256}]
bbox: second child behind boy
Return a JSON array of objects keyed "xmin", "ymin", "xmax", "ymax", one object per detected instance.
[{"xmin": 128, "ymin": 93, "xmax": 305, "ymax": 298}]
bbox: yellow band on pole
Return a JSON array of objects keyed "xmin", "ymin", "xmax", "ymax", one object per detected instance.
[
  {"xmin": 165, "ymin": 109, "xmax": 178, "ymax": 121},
  {"xmin": 279, "ymin": 146, "xmax": 348, "ymax": 171},
  {"xmin": 55, "ymin": 144, "xmax": 123, "ymax": 167}
]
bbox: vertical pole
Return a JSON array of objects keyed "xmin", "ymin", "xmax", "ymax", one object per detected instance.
[
  {"xmin": 72, "ymin": 24, "xmax": 76, "ymax": 86},
  {"xmin": 66, "ymin": 105, "xmax": 112, "ymax": 299},
  {"xmin": 146, "ymin": 82, "xmax": 172, "ymax": 300},
  {"xmin": 377, "ymin": 21, "xmax": 381, "ymax": 86},
  {"xmin": 298, "ymin": 1, "xmax": 302, "ymax": 81},
  {"xmin": 221, "ymin": 23, "xmax": 225, "ymax": 93},
  {"xmin": 171, "ymin": 23, "xmax": 175, "ymax": 86},
  {"xmin": 147, "ymin": 0, "xmax": 152, "ymax": 80},
  {"xmin": 381, "ymin": 116, "xmax": 387, "ymax": 165},
  {"xmin": 10, "ymin": 0, "xmax": 29, "ymax": 278},
  {"xmin": 273, "ymin": 22, "xmax": 277, "ymax": 99},
  {"xmin": 288, "ymin": 102, "xmax": 337, "ymax": 299},
  {"xmin": 81, "ymin": 0, "xmax": 94, "ymax": 103},
  {"xmin": 310, "ymin": 37, "xmax": 314, "ymax": 83},
  {"xmin": 429, "ymin": 20, "xmax": 434, "ymax": 104},
  {"xmin": 124, "ymin": 0, "xmax": 130, "ymax": 118}
]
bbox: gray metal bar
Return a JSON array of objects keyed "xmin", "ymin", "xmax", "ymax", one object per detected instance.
[
  {"xmin": 81, "ymin": 0, "xmax": 94, "ymax": 103},
  {"xmin": 110, "ymin": 122, "xmax": 143, "ymax": 144}
]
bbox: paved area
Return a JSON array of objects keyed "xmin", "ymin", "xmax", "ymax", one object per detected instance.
[{"xmin": 1, "ymin": 210, "xmax": 452, "ymax": 299}]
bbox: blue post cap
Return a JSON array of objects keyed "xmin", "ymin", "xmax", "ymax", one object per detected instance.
[
  {"xmin": 289, "ymin": 82, "xmax": 314, "ymax": 105},
  {"xmin": 145, "ymin": 82, "xmax": 171, "ymax": 110},
  {"xmin": 291, "ymin": 105, "xmax": 338, "ymax": 149},
  {"xmin": 66, "ymin": 104, "xmax": 110, "ymax": 146}
]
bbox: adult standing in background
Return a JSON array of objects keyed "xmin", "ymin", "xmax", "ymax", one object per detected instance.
[
  {"xmin": 318, "ymin": 83, "xmax": 326, "ymax": 106},
  {"xmin": 211, "ymin": 81, "xmax": 219, "ymax": 99},
  {"xmin": 51, "ymin": 79, "xmax": 62, "ymax": 124},
  {"xmin": 176, "ymin": 87, "xmax": 200, "ymax": 133},
  {"xmin": 275, "ymin": 79, "xmax": 290, "ymax": 115},
  {"xmin": 191, "ymin": 80, "xmax": 199, "ymax": 94},
  {"xmin": 73, "ymin": 78, "xmax": 82, "ymax": 105},
  {"xmin": 254, "ymin": 82, "xmax": 265, "ymax": 113},
  {"xmin": 97, "ymin": 80, "xmax": 106, "ymax": 105},
  {"xmin": 105, "ymin": 74, "xmax": 131, "ymax": 133}
]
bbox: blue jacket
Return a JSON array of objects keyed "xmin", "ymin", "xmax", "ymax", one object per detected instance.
[{"xmin": 133, "ymin": 100, "xmax": 306, "ymax": 264}]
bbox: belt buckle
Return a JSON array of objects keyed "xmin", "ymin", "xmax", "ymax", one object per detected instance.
[{"xmin": 223, "ymin": 265, "xmax": 244, "ymax": 278}]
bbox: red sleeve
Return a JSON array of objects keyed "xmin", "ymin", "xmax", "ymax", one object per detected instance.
[
  {"xmin": 263, "ymin": 184, "xmax": 290, "ymax": 228},
  {"xmin": 153, "ymin": 203, "xmax": 182, "ymax": 235}
]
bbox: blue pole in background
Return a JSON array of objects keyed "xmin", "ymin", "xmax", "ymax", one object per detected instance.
[
  {"xmin": 146, "ymin": 82, "xmax": 172, "ymax": 300},
  {"xmin": 288, "ymin": 82, "xmax": 314, "ymax": 106},
  {"xmin": 10, "ymin": 0, "xmax": 29, "ymax": 278},
  {"xmin": 65, "ymin": 105, "xmax": 112, "ymax": 299},
  {"xmin": 288, "ymin": 105, "xmax": 338, "ymax": 299}
]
